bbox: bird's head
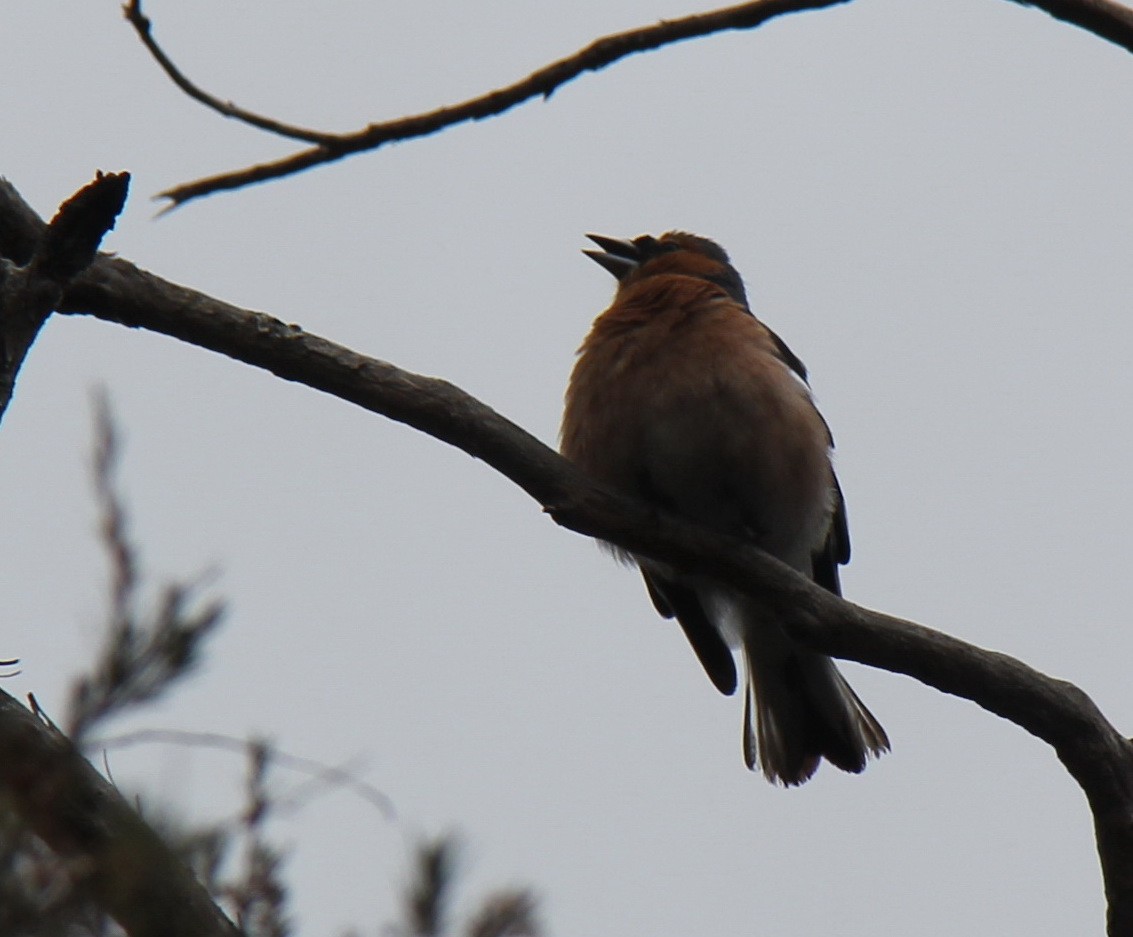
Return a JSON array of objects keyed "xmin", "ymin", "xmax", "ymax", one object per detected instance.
[{"xmin": 583, "ymin": 231, "xmax": 748, "ymax": 307}]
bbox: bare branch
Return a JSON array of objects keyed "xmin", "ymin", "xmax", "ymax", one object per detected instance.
[
  {"xmin": 1011, "ymin": 0, "xmax": 1133, "ymax": 49},
  {"xmin": 122, "ymin": 0, "xmax": 338, "ymax": 145},
  {"xmin": 153, "ymin": 0, "xmax": 850, "ymax": 208},
  {"xmin": 91, "ymin": 728, "xmax": 398, "ymax": 821},
  {"xmin": 145, "ymin": 0, "xmax": 1133, "ymax": 209},
  {"xmin": 0, "ymin": 172, "xmax": 128, "ymax": 420},
  {"xmin": 34, "ymin": 172, "xmax": 130, "ymax": 284}
]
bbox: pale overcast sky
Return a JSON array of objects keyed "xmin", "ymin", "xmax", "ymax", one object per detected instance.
[{"xmin": 5, "ymin": 1, "xmax": 1133, "ymax": 934}]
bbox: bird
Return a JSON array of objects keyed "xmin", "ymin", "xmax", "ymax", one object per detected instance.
[{"xmin": 560, "ymin": 230, "xmax": 888, "ymax": 785}]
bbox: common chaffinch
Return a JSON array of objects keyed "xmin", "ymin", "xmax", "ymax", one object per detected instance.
[{"xmin": 560, "ymin": 231, "xmax": 888, "ymax": 785}]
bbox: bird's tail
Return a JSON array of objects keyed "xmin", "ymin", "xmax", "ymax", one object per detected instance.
[{"xmin": 739, "ymin": 621, "xmax": 889, "ymax": 786}]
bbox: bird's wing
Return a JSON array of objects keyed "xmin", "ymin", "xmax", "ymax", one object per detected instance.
[
  {"xmin": 764, "ymin": 326, "xmax": 851, "ymax": 596},
  {"xmin": 764, "ymin": 325, "xmax": 809, "ymax": 383},
  {"xmin": 811, "ymin": 473, "xmax": 850, "ymax": 596}
]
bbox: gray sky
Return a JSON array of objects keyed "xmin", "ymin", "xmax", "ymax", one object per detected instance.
[{"xmin": 4, "ymin": 0, "xmax": 1132, "ymax": 933}]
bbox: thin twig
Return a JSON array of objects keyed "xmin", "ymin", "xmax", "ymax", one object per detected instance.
[
  {"xmin": 122, "ymin": 0, "xmax": 340, "ymax": 146},
  {"xmin": 92, "ymin": 728, "xmax": 397, "ymax": 821}
]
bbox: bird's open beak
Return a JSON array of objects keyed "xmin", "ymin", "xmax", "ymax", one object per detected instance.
[{"xmin": 582, "ymin": 233, "xmax": 640, "ymax": 280}]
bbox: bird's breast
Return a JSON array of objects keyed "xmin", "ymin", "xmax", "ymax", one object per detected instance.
[{"xmin": 562, "ymin": 297, "xmax": 835, "ymax": 570}]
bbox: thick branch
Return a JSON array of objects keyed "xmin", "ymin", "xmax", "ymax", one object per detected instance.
[
  {"xmin": 1013, "ymin": 0, "xmax": 1133, "ymax": 48},
  {"xmin": 0, "ymin": 691, "xmax": 241, "ymax": 937},
  {"xmin": 4, "ymin": 177, "xmax": 1133, "ymax": 931}
]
